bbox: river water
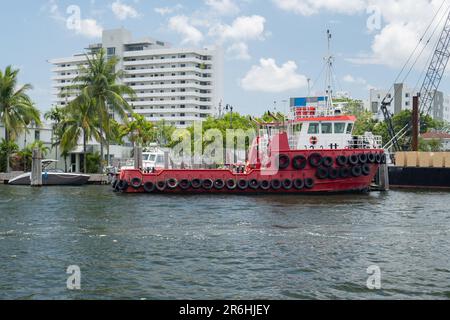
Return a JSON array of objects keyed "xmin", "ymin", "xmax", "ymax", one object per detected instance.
[{"xmin": 0, "ymin": 185, "xmax": 449, "ymax": 300}]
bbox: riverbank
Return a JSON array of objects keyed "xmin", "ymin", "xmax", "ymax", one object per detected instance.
[
  {"xmin": 0, "ymin": 172, "xmax": 109, "ymax": 185},
  {"xmin": 0, "ymin": 184, "xmax": 449, "ymax": 299}
]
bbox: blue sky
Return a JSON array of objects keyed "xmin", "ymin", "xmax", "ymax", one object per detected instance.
[{"xmin": 1, "ymin": 0, "xmax": 448, "ymax": 116}]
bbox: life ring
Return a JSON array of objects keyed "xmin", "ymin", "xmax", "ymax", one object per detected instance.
[
  {"xmin": 143, "ymin": 181, "xmax": 155, "ymax": 193},
  {"xmin": 248, "ymin": 179, "xmax": 260, "ymax": 190},
  {"xmin": 282, "ymin": 179, "xmax": 293, "ymax": 190},
  {"xmin": 191, "ymin": 179, "xmax": 202, "ymax": 189},
  {"xmin": 277, "ymin": 154, "xmax": 291, "ymax": 170},
  {"xmin": 167, "ymin": 178, "xmax": 178, "ymax": 189},
  {"xmin": 214, "ymin": 179, "xmax": 226, "ymax": 190},
  {"xmin": 260, "ymin": 180, "xmax": 271, "ymax": 190},
  {"xmin": 130, "ymin": 177, "xmax": 142, "ymax": 189},
  {"xmin": 349, "ymin": 154, "xmax": 359, "ymax": 165},
  {"xmin": 294, "ymin": 179, "xmax": 304, "ymax": 190},
  {"xmin": 336, "ymin": 155, "xmax": 348, "ymax": 166},
  {"xmin": 226, "ymin": 179, "xmax": 237, "ymax": 190},
  {"xmin": 304, "ymin": 178, "xmax": 315, "ymax": 189},
  {"xmin": 238, "ymin": 179, "xmax": 249, "ymax": 190},
  {"xmin": 202, "ymin": 179, "xmax": 214, "ymax": 190},
  {"xmin": 271, "ymin": 179, "xmax": 282, "ymax": 190},
  {"xmin": 292, "ymin": 155, "xmax": 307, "ymax": 170},
  {"xmin": 358, "ymin": 153, "xmax": 368, "ymax": 164},
  {"xmin": 339, "ymin": 167, "xmax": 351, "ymax": 179},
  {"xmin": 179, "ymin": 179, "xmax": 191, "ymax": 190},
  {"xmin": 156, "ymin": 180, "xmax": 166, "ymax": 191},
  {"xmin": 310, "ymin": 136, "xmax": 318, "ymax": 145},
  {"xmin": 117, "ymin": 180, "xmax": 129, "ymax": 192},
  {"xmin": 351, "ymin": 166, "xmax": 363, "ymax": 177},
  {"xmin": 322, "ymin": 156, "xmax": 334, "ymax": 167},
  {"xmin": 308, "ymin": 153, "xmax": 323, "ymax": 167},
  {"xmin": 328, "ymin": 168, "xmax": 339, "ymax": 180},
  {"xmin": 316, "ymin": 167, "xmax": 329, "ymax": 180},
  {"xmin": 362, "ymin": 164, "xmax": 371, "ymax": 176}
]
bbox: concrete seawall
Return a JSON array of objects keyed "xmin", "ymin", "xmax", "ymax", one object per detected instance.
[{"xmin": 0, "ymin": 172, "xmax": 110, "ymax": 185}]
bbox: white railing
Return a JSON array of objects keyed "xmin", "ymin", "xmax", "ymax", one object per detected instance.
[{"xmin": 348, "ymin": 134, "xmax": 383, "ymax": 149}]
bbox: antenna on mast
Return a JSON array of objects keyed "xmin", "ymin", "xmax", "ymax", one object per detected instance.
[{"xmin": 324, "ymin": 29, "xmax": 334, "ymax": 108}]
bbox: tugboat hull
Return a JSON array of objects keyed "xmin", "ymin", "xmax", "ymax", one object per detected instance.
[{"xmin": 115, "ymin": 150, "xmax": 385, "ymax": 195}]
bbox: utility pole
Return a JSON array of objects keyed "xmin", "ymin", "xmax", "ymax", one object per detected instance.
[{"xmin": 412, "ymin": 94, "xmax": 420, "ymax": 152}]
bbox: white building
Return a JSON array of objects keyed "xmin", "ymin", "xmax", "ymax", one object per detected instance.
[
  {"xmin": 368, "ymin": 83, "xmax": 450, "ymax": 122},
  {"xmin": 49, "ymin": 28, "xmax": 223, "ymax": 128}
]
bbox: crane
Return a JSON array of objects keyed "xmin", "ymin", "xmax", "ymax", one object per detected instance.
[{"xmin": 383, "ymin": 8, "xmax": 450, "ymax": 152}]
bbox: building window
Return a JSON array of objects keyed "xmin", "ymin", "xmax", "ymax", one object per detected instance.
[
  {"xmin": 35, "ymin": 130, "xmax": 40, "ymax": 141},
  {"xmin": 107, "ymin": 47, "xmax": 116, "ymax": 55}
]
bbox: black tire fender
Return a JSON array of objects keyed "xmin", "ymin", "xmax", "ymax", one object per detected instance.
[
  {"xmin": 308, "ymin": 153, "xmax": 323, "ymax": 167},
  {"xmin": 304, "ymin": 178, "xmax": 315, "ymax": 189},
  {"xmin": 336, "ymin": 155, "xmax": 348, "ymax": 166},
  {"xmin": 143, "ymin": 181, "xmax": 155, "ymax": 193},
  {"xmin": 316, "ymin": 167, "xmax": 329, "ymax": 179},
  {"xmin": 294, "ymin": 179, "xmax": 304, "ymax": 190},
  {"xmin": 292, "ymin": 155, "xmax": 307, "ymax": 170},
  {"xmin": 271, "ymin": 179, "xmax": 282, "ymax": 190}
]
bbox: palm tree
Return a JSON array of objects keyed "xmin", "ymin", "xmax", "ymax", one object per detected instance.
[
  {"xmin": 44, "ymin": 106, "xmax": 64, "ymax": 166},
  {"xmin": 119, "ymin": 113, "xmax": 156, "ymax": 148},
  {"xmin": 0, "ymin": 66, "xmax": 41, "ymax": 172},
  {"xmin": 60, "ymin": 101, "xmax": 100, "ymax": 173},
  {"xmin": 71, "ymin": 49, "xmax": 135, "ymax": 173},
  {"xmin": 19, "ymin": 140, "xmax": 50, "ymax": 171}
]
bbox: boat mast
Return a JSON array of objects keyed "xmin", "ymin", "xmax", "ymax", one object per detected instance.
[{"xmin": 324, "ymin": 29, "xmax": 334, "ymax": 109}]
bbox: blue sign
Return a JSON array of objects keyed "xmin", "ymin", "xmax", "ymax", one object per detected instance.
[{"xmin": 291, "ymin": 96, "xmax": 327, "ymax": 108}]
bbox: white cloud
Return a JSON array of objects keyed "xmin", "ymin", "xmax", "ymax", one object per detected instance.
[
  {"xmin": 42, "ymin": 0, "xmax": 103, "ymax": 38},
  {"xmin": 111, "ymin": 1, "xmax": 139, "ymax": 20},
  {"xmin": 273, "ymin": 0, "xmax": 447, "ymax": 70},
  {"xmin": 241, "ymin": 58, "xmax": 308, "ymax": 92},
  {"xmin": 205, "ymin": 0, "xmax": 240, "ymax": 15},
  {"xmin": 342, "ymin": 74, "xmax": 376, "ymax": 91},
  {"xmin": 227, "ymin": 42, "xmax": 251, "ymax": 60},
  {"xmin": 154, "ymin": 4, "xmax": 183, "ymax": 16},
  {"xmin": 169, "ymin": 15, "xmax": 204, "ymax": 45},
  {"xmin": 77, "ymin": 18, "xmax": 103, "ymax": 38},
  {"xmin": 273, "ymin": 0, "xmax": 366, "ymax": 16},
  {"xmin": 209, "ymin": 15, "xmax": 266, "ymax": 42}
]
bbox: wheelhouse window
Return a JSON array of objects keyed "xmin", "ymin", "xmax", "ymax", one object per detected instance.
[
  {"xmin": 293, "ymin": 123, "xmax": 303, "ymax": 133},
  {"xmin": 334, "ymin": 123, "xmax": 346, "ymax": 134},
  {"xmin": 308, "ymin": 123, "xmax": 319, "ymax": 134},
  {"xmin": 321, "ymin": 123, "xmax": 332, "ymax": 134},
  {"xmin": 346, "ymin": 123, "xmax": 354, "ymax": 134}
]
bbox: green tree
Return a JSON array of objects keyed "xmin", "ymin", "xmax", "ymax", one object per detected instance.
[
  {"xmin": 119, "ymin": 113, "xmax": 156, "ymax": 148},
  {"xmin": 0, "ymin": 66, "xmax": 41, "ymax": 172},
  {"xmin": 44, "ymin": 106, "xmax": 65, "ymax": 165},
  {"xmin": 0, "ymin": 139, "xmax": 19, "ymax": 172},
  {"xmin": 18, "ymin": 140, "xmax": 50, "ymax": 171},
  {"xmin": 71, "ymin": 48, "xmax": 135, "ymax": 172},
  {"xmin": 60, "ymin": 101, "xmax": 100, "ymax": 173}
]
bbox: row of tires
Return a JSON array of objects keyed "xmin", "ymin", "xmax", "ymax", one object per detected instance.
[
  {"xmin": 277, "ymin": 152, "xmax": 386, "ymax": 170},
  {"xmin": 316, "ymin": 163, "xmax": 372, "ymax": 180},
  {"xmin": 114, "ymin": 177, "xmax": 316, "ymax": 193}
]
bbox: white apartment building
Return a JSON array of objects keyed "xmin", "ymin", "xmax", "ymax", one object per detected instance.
[
  {"xmin": 50, "ymin": 28, "xmax": 224, "ymax": 128},
  {"xmin": 368, "ymin": 83, "xmax": 450, "ymax": 122}
]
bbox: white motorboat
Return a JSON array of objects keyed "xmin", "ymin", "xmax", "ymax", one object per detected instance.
[{"xmin": 8, "ymin": 160, "xmax": 91, "ymax": 186}]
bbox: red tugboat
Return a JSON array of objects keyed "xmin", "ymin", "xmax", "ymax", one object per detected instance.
[
  {"xmin": 114, "ymin": 105, "xmax": 385, "ymax": 194},
  {"xmin": 114, "ymin": 30, "xmax": 386, "ymax": 194}
]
